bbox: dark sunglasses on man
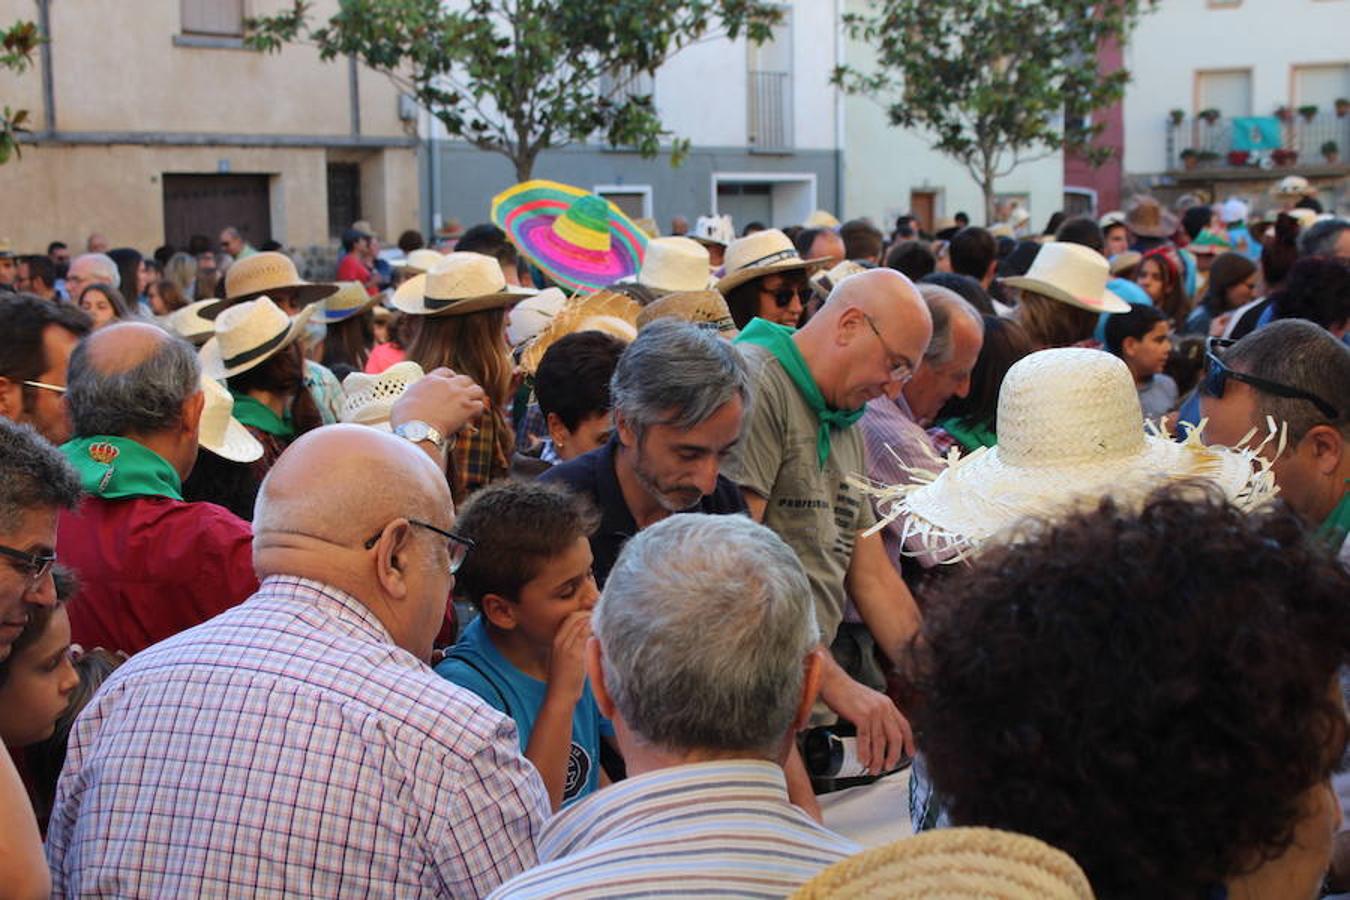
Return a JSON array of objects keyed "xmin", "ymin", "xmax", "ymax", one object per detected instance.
[{"xmin": 1202, "ymin": 337, "xmax": 1341, "ymax": 421}]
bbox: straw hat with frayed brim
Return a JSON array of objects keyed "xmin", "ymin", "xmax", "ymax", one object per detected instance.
[
  {"xmin": 791, "ymin": 827, "xmax": 1095, "ymax": 900},
  {"xmin": 340, "ymin": 361, "xmax": 426, "ymax": 430},
  {"xmin": 197, "ymin": 375, "xmax": 263, "ymax": 463},
  {"xmin": 157, "ymin": 299, "xmax": 218, "ymax": 345},
  {"xmin": 520, "ymin": 289, "xmax": 640, "ymax": 374},
  {"xmin": 716, "ymin": 228, "xmax": 830, "ymax": 294},
  {"xmin": 636, "ymin": 290, "xmax": 737, "ymax": 337},
  {"xmin": 204, "ymin": 251, "xmax": 338, "ymax": 319},
  {"xmin": 861, "ymin": 348, "xmax": 1279, "ymax": 565},
  {"xmin": 392, "ymin": 251, "xmax": 536, "ymax": 317},
  {"xmin": 322, "ymin": 281, "xmax": 379, "ymax": 322},
  {"xmin": 199, "ymin": 295, "xmax": 317, "ymax": 380},
  {"xmin": 1123, "ymin": 196, "xmax": 1179, "ymax": 238},
  {"xmin": 491, "ymin": 179, "xmax": 649, "ymax": 293},
  {"xmin": 1002, "ymin": 242, "xmax": 1131, "ymax": 313},
  {"xmin": 391, "ymin": 248, "xmax": 445, "ymax": 273}
]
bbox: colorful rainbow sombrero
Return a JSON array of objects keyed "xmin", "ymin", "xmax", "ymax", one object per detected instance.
[{"xmin": 491, "ymin": 180, "xmax": 648, "ymax": 293}]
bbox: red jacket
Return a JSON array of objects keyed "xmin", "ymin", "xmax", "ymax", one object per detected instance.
[{"xmin": 58, "ymin": 496, "xmax": 258, "ymax": 655}]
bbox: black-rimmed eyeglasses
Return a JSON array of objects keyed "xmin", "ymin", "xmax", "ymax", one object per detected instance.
[
  {"xmin": 1202, "ymin": 338, "xmax": 1341, "ymax": 421},
  {"xmin": 363, "ymin": 519, "xmax": 475, "ymax": 574}
]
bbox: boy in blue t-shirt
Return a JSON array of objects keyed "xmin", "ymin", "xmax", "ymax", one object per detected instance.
[
  {"xmin": 435, "ymin": 480, "xmax": 611, "ymax": 810},
  {"xmin": 1104, "ymin": 303, "xmax": 1179, "ymax": 424}
]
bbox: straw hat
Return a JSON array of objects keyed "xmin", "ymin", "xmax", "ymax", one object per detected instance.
[
  {"xmin": 636, "ymin": 290, "xmax": 737, "ymax": 337},
  {"xmin": 791, "ymin": 827, "xmax": 1094, "ymax": 900},
  {"xmin": 196, "ymin": 375, "xmax": 263, "ymax": 463},
  {"xmin": 505, "ymin": 287, "xmax": 567, "ymax": 348},
  {"xmin": 340, "ymin": 361, "xmax": 425, "ymax": 430},
  {"xmin": 391, "ymin": 248, "xmax": 445, "ymax": 273},
  {"xmin": 1107, "ymin": 250, "xmax": 1142, "ymax": 276},
  {"xmin": 392, "ymin": 252, "xmax": 535, "ymax": 316},
  {"xmin": 321, "ymin": 281, "xmax": 378, "ymax": 323},
  {"xmin": 208, "ymin": 251, "xmax": 338, "ymax": 317},
  {"xmin": 636, "ymin": 237, "xmax": 712, "ymax": 294},
  {"xmin": 199, "ymin": 295, "xmax": 317, "ymax": 380},
  {"xmin": 934, "ymin": 216, "xmax": 960, "ymax": 239},
  {"xmin": 865, "ymin": 348, "xmax": 1278, "ymax": 563},
  {"xmin": 810, "ymin": 259, "xmax": 868, "ymax": 303},
  {"xmin": 158, "ymin": 299, "xmax": 217, "ymax": 344},
  {"xmin": 634, "ymin": 217, "xmax": 660, "ymax": 239},
  {"xmin": 1273, "ymin": 175, "xmax": 1317, "ymax": 199},
  {"xmin": 520, "ymin": 289, "xmax": 640, "ymax": 374},
  {"xmin": 1123, "ymin": 195, "xmax": 1178, "ymax": 238},
  {"xmin": 804, "ymin": 209, "xmax": 841, "ymax": 229},
  {"xmin": 1001, "ymin": 243, "xmax": 1130, "ymax": 313},
  {"xmin": 490, "ymin": 179, "xmax": 649, "ymax": 293},
  {"xmin": 716, "ymin": 228, "xmax": 830, "ymax": 294},
  {"xmin": 0, "ymin": 238, "xmax": 13, "ymax": 258},
  {"xmin": 689, "ymin": 214, "xmax": 735, "ymax": 248},
  {"xmin": 1286, "ymin": 207, "xmax": 1319, "ymax": 229}
]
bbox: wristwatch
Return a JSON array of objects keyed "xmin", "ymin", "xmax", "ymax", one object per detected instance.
[{"xmin": 393, "ymin": 420, "xmax": 450, "ymax": 453}]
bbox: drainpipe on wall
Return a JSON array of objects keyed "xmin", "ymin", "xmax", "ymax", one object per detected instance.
[
  {"xmin": 832, "ymin": 0, "xmax": 844, "ymax": 218},
  {"xmin": 36, "ymin": 0, "xmax": 56, "ymax": 136}
]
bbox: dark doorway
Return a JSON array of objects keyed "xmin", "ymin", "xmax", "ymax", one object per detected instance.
[
  {"xmin": 327, "ymin": 163, "xmax": 362, "ymax": 238},
  {"xmin": 162, "ymin": 174, "xmax": 271, "ymax": 251}
]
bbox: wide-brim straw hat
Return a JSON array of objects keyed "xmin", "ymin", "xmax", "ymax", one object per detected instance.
[
  {"xmin": 810, "ymin": 259, "xmax": 868, "ymax": 303},
  {"xmin": 1001, "ymin": 242, "xmax": 1130, "ymax": 313},
  {"xmin": 505, "ymin": 287, "xmax": 567, "ymax": 348},
  {"xmin": 520, "ymin": 289, "xmax": 640, "ymax": 374},
  {"xmin": 199, "ymin": 295, "xmax": 317, "ymax": 380},
  {"xmin": 322, "ymin": 281, "xmax": 379, "ymax": 322},
  {"xmin": 157, "ymin": 299, "xmax": 217, "ymax": 344},
  {"xmin": 1273, "ymin": 175, "xmax": 1317, "ymax": 198},
  {"xmin": 1123, "ymin": 195, "xmax": 1179, "ymax": 238},
  {"xmin": 803, "ymin": 209, "xmax": 840, "ymax": 229},
  {"xmin": 637, "ymin": 236, "xmax": 712, "ymax": 294},
  {"xmin": 863, "ymin": 348, "xmax": 1278, "ymax": 564},
  {"xmin": 791, "ymin": 827, "xmax": 1094, "ymax": 900},
  {"xmin": 392, "ymin": 251, "xmax": 535, "ymax": 316},
  {"xmin": 491, "ymin": 179, "xmax": 649, "ymax": 293},
  {"xmin": 1107, "ymin": 250, "xmax": 1142, "ymax": 276},
  {"xmin": 196, "ymin": 374, "xmax": 263, "ymax": 463},
  {"xmin": 391, "ymin": 248, "xmax": 445, "ymax": 273},
  {"xmin": 636, "ymin": 290, "xmax": 737, "ymax": 337},
  {"xmin": 205, "ymin": 251, "xmax": 338, "ymax": 318},
  {"xmin": 340, "ymin": 361, "xmax": 426, "ymax": 430},
  {"xmin": 716, "ymin": 228, "xmax": 830, "ymax": 294},
  {"xmin": 689, "ymin": 214, "xmax": 735, "ymax": 247}
]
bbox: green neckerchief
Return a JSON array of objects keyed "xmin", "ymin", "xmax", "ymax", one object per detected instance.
[
  {"xmin": 936, "ymin": 416, "xmax": 998, "ymax": 451},
  {"xmin": 735, "ymin": 317, "xmax": 865, "ymax": 468},
  {"xmin": 61, "ymin": 435, "xmax": 183, "ymax": 501},
  {"xmin": 1315, "ymin": 480, "xmax": 1350, "ymax": 555},
  {"xmin": 229, "ymin": 391, "xmax": 296, "ymax": 438}
]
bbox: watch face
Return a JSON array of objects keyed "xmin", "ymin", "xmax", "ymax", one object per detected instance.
[{"xmin": 401, "ymin": 422, "xmax": 429, "ymax": 442}]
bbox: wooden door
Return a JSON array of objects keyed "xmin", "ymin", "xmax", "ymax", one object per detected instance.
[
  {"xmin": 909, "ymin": 191, "xmax": 937, "ymax": 236},
  {"xmin": 162, "ymin": 174, "xmax": 271, "ymax": 251}
]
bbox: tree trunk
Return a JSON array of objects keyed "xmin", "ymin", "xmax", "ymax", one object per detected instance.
[
  {"xmin": 982, "ymin": 169, "xmax": 997, "ymax": 227},
  {"xmin": 513, "ymin": 154, "xmax": 533, "ymax": 183}
]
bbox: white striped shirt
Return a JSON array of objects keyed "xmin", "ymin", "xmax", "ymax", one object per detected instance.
[{"xmin": 491, "ymin": 759, "xmax": 860, "ymax": 899}]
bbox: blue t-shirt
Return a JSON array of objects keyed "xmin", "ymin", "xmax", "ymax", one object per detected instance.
[{"xmin": 435, "ymin": 616, "xmax": 611, "ymax": 807}]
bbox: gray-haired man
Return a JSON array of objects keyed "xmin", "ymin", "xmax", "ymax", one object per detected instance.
[
  {"xmin": 491, "ymin": 514, "xmax": 859, "ymax": 899},
  {"xmin": 541, "ymin": 319, "xmax": 750, "ymax": 587},
  {"xmin": 63, "ymin": 253, "xmax": 119, "ymax": 303}
]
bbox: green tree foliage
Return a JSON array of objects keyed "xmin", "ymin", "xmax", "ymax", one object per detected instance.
[
  {"xmin": 247, "ymin": 0, "xmax": 781, "ymax": 181},
  {"xmin": 0, "ymin": 20, "xmax": 42, "ymax": 165},
  {"xmin": 835, "ymin": 0, "xmax": 1155, "ymax": 222}
]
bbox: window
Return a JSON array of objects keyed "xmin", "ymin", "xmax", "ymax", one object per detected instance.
[
  {"xmin": 327, "ymin": 164, "xmax": 361, "ymax": 240},
  {"xmin": 746, "ymin": 7, "xmax": 793, "ymax": 151},
  {"xmin": 598, "ymin": 66, "xmax": 655, "ymax": 103},
  {"xmin": 1195, "ymin": 69, "xmax": 1252, "ymax": 117},
  {"xmin": 594, "ymin": 185, "xmax": 652, "ymax": 220},
  {"xmin": 181, "ymin": 0, "xmax": 243, "ymax": 37}
]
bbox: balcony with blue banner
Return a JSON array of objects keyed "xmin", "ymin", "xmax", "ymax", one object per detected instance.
[{"xmin": 1166, "ymin": 106, "xmax": 1350, "ymax": 174}]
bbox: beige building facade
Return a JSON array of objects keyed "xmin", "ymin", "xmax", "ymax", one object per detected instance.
[{"xmin": 0, "ymin": 0, "xmax": 418, "ymax": 263}]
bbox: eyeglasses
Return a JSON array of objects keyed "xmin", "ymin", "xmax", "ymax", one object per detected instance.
[
  {"xmin": 1202, "ymin": 338, "xmax": 1341, "ymax": 420},
  {"xmin": 363, "ymin": 519, "xmax": 475, "ymax": 574},
  {"xmin": 22, "ymin": 380, "xmax": 66, "ymax": 394},
  {"xmin": 0, "ymin": 544, "xmax": 56, "ymax": 587},
  {"xmin": 760, "ymin": 284, "xmax": 803, "ymax": 308},
  {"xmin": 863, "ymin": 313, "xmax": 916, "ymax": 384}
]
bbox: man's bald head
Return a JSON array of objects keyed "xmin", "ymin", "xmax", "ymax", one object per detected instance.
[{"xmin": 67, "ymin": 321, "xmax": 201, "ymax": 439}]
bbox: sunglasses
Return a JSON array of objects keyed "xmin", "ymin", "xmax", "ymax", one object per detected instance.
[
  {"xmin": 760, "ymin": 284, "xmax": 803, "ymax": 308},
  {"xmin": 1202, "ymin": 338, "xmax": 1341, "ymax": 420},
  {"xmin": 0, "ymin": 544, "xmax": 56, "ymax": 587},
  {"xmin": 363, "ymin": 519, "xmax": 475, "ymax": 574}
]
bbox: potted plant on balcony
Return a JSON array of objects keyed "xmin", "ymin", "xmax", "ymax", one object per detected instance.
[
  {"xmin": 1323, "ymin": 141, "xmax": 1340, "ymax": 164},
  {"xmin": 1198, "ymin": 108, "xmax": 1221, "ymax": 124},
  {"xmin": 1275, "ymin": 105, "xmax": 1294, "ymax": 124},
  {"xmin": 1169, "ymin": 108, "xmax": 1185, "ymax": 126},
  {"xmin": 1272, "ymin": 148, "xmax": 1299, "ymax": 167},
  {"xmin": 1179, "ymin": 148, "xmax": 1199, "ymax": 170},
  {"xmin": 1196, "ymin": 150, "xmax": 1221, "ymax": 167},
  {"xmin": 1337, "ymin": 98, "xmax": 1350, "ymax": 118},
  {"xmin": 1227, "ymin": 150, "xmax": 1251, "ymax": 166},
  {"xmin": 1298, "ymin": 104, "xmax": 1319, "ymax": 122}
]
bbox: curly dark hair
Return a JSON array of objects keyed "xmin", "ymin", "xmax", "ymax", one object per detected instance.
[{"xmin": 910, "ymin": 486, "xmax": 1350, "ymax": 900}]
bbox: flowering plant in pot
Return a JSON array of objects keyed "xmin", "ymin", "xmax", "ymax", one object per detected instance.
[
  {"xmin": 1337, "ymin": 98, "xmax": 1350, "ymax": 118},
  {"xmin": 1198, "ymin": 108, "xmax": 1221, "ymax": 124},
  {"xmin": 1298, "ymin": 104, "xmax": 1319, "ymax": 122},
  {"xmin": 1323, "ymin": 141, "xmax": 1340, "ymax": 164},
  {"xmin": 1168, "ymin": 108, "xmax": 1185, "ymax": 125},
  {"xmin": 1271, "ymin": 148, "xmax": 1299, "ymax": 167},
  {"xmin": 1179, "ymin": 148, "xmax": 1199, "ymax": 170},
  {"xmin": 1226, "ymin": 150, "xmax": 1250, "ymax": 166},
  {"xmin": 1274, "ymin": 106, "xmax": 1294, "ymax": 124}
]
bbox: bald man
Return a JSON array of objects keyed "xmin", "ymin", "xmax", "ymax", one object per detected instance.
[
  {"xmin": 726, "ymin": 268, "xmax": 932, "ymax": 778},
  {"xmin": 48, "ymin": 427, "xmax": 549, "ymax": 898}
]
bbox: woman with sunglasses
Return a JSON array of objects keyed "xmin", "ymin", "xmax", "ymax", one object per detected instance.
[{"xmin": 717, "ymin": 229, "xmax": 829, "ymax": 330}]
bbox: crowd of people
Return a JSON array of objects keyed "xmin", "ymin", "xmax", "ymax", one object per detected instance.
[{"xmin": 0, "ymin": 171, "xmax": 1347, "ymax": 898}]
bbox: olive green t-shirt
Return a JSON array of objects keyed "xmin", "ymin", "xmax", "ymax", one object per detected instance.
[{"xmin": 723, "ymin": 343, "xmax": 877, "ymax": 644}]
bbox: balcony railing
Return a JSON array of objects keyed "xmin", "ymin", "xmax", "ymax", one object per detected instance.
[
  {"xmin": 1166, "ymin": 111, "xmax": 1350, "ymax": 171},
  {"xmin": 748, "ymin": 70, "xmax": 793, "ymax": 152}
]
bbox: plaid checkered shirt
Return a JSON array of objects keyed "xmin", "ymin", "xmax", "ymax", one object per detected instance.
[{"xmin": 47, "ymin": 576, "xmax": 549, "ymax": 898}]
